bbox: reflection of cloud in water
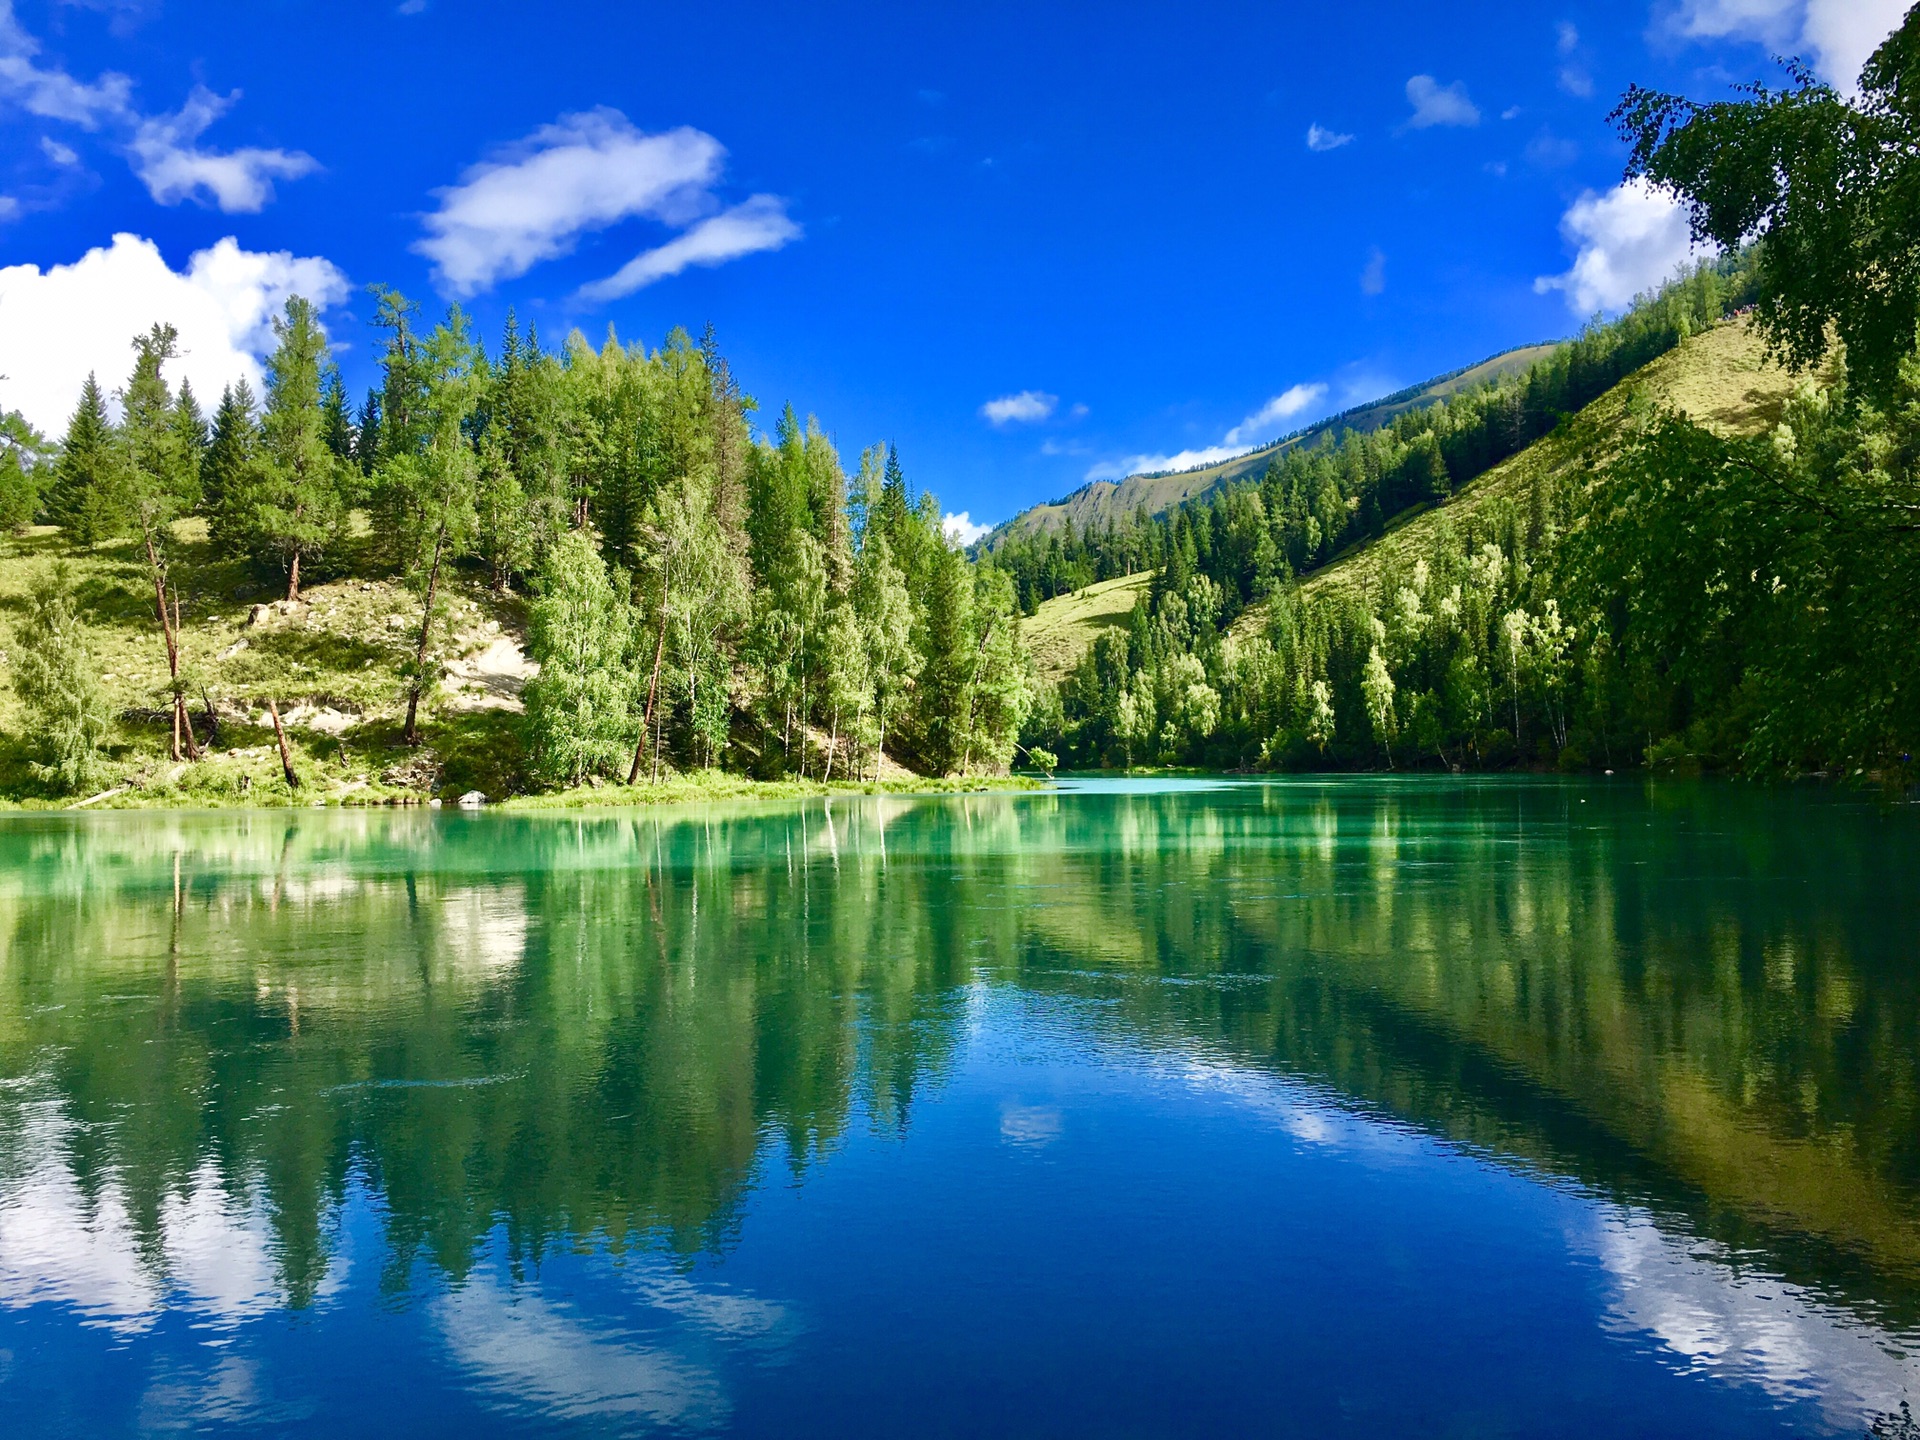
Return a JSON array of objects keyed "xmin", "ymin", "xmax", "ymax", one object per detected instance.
[
  {"xmin": 1594, "ymin": 1211, "xmax": 1920, "ymax": 1429},
  {"xmin": 1000, "ymin": 1103, "xmax": 1064, "ymax": 1149},
  {"xmin": 434, "ymin": 885, "xmax": 530, "ymax": 977},
  {"xmin": 632, "ymin": 1270, "xmax": 791, "ymax": 1343},
  {"xmin": 0, "ymin": 1101, "xmax": 338, "ymax": 1335},
  {"xmin": 1176, "ymin": 1058, "xmax": 1422, "ymax": 1162},
  {"xmin": 137, "ymin": 1352, "xmax": 305, "ymax": 1432},
  {"xmin": 1182, "ymin": 1054, "xmax": 1920, "ymax": 1429},
  {"xmin": 435, "ymin": 1275, "xmax": 728, "ymax": 1429}
]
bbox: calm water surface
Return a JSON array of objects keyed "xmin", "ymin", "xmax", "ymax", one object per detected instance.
[{"xmin": 2, "ymin": 778, "xmax": 1918, "ymax": 1437}]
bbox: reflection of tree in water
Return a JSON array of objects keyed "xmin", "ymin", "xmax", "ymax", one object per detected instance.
[{"xmin": 2, "ymin": 782, "xmax": 1919, "ymax": 1341}]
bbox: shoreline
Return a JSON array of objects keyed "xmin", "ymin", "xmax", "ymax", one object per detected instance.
[{"xmin": 0, "ymin": 772, "xmax": 1048, "ymax": 815}]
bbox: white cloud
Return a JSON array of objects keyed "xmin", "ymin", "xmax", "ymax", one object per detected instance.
[
  {"xmin": 417, "ymin": 108, "xmax": 798, "ymax": 300},
  {"xmin": 1556, "ymin": 22, "xmax": 1595, "ymax": 95},
  {"xmin": 1224, "ymin": 383, "xmax": 1330, "ymax": 445},
  {"xmin": 1405, "ymin": 74, "xmax": 1481, "ymax": 128},
  {"xmin": 574, "ymin": 196, "xmax": 801, "ymax": 303},
  {"xmin": 1660, "ymin": 0, "xmax": 1907, "ymax": 94},
  {"xmin": 128, "ymin": 87, "xmax": 317, "ymax": 213},
  {"xmin": 39, "ymin": 135, "xmax": 77, "ymax": 165},
  {"xmin": 1534, "ymin": 178, "xmax": 1709, "ymax": 315},
  {"xmin": 0, "ymin": 4, "xmax": 314, "ymax": 210},
  {"xmin": 0, "ymin": 195, "xmax": 17, "ymax": 222},
  {"xmin": 0, "ymin": 232, "xmax": 349, "ymax": 435},
  {"xmin": 980, "ymin": 389, "xmax": 1058, "ymax": 426},
  {"xmin": 0, "ymin": 0, "xmax": 133, "ymax": 128},
  {"xmin": 942, "ymin": 511, "xmax": 992, "ymax": 546},
  {"xmin": 1360, "ymin": 246, "xmax": 1387, "ymax": 295},
  {"xmin": 1306, "ymin": 123, "xmax": 1353, "ymax": 152},
  {"xmin": 1085, "ymin": 444, "xmax": 1255, "ymax": 483}
]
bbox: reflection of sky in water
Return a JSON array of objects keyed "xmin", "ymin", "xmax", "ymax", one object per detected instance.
[
  {"xmin": 1172, "ymin": 1052, "xmax": 1920, "ymax": 1433},
  {"xmin": 4, "ymin": 788, "xmax": 1920, "ymax": 1437},
  {"xmin": 0, "ymin": 1098, "xmax": 326, "ymax": 1336}
]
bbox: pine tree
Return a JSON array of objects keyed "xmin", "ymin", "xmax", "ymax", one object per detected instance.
[
  {"xmin": 250, "ymin": 298, "xmax": 350, "ymax": 601},
  {"xmin": 118, "ymin": 323, "xmax": 201, "ymax": 762},
  {"xmin": 854, "ymin": 532, "xmax": 919, "ymax": 778},
  {"xmin": 10, "ymin": 563, "xmax": 111, "ymax": 794},
  {"xmin": 0, "ymin": 410, "xmax": 50, "ymax": 532},
  {"xmin": 170, "ymin": 380, "xmax": 208, "ymax": 511},
  {"xmin": 523, "ymin": 532, "xmax": 636, "ymax": 788},
  {"xmin": 321, "ymin": 366, "xmax": 356, "ymax": 464},
  {"xmin": 202, "ymin": 380, "xmax": 259, "ymax": 558},
  {"xmin": 45, "ymin": 374, "xmax": 121, "ymax": 544}
]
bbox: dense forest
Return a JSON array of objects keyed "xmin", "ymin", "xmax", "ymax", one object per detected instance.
[
  {"xmin": 1019, "ymin": 11, "xmax": 1920, "ymax": 785},
  {"xmin": 0, "ymin": 302, "xmax": 1027, "ymax": 796}
]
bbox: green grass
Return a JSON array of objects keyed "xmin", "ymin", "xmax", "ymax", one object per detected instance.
[
  {"xmin": 1023, "ymin": 572, "xmax": 1151, "ymax": 684},
  {"xmin": 0, "ymin": 517, "xmax": 538, "ymax": 807},
  {"xmin": 501, "ymin": 771, "xmax": 1044, "ymax": 811}
]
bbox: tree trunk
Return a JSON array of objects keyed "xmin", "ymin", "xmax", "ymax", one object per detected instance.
[
  {"xmin": 173, "ymin": 588, "xmax": 200, "ymax": 761},
  {"xmin": 405, "ymin": 523, "xmax": 447, "ymax": 747},
  {"xmin": 628, "ymin": 607, "xmax": 668, "ymax": 785},
  {"xmin": 268, "ymin": 700, "xmax": 299, "ymax": 789},
  {"xmin": 287, "ymin": 551, "xmax": 301, "ymax": 605},
  {"xmin": 145, "ymin": 535, "xmax": 185, "ymax": 763}
]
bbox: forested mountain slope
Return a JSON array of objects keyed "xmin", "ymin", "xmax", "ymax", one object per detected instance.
[
  {"xmin": 1255, "ymin": 317, "xmax": 1798, "ymax": 627},
  {"xmin": 988, "ymin": 343, "xmax": 1559, "ymax": 545}
]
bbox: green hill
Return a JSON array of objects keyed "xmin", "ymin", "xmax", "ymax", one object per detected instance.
[
  {"xmin": 1024, "ymin": 571, "xmax": 1151, "ymax": 685},
  {"xmin": 1239, "ymin": 316, "xmax": 1800, "ymax": 637},
  {"xmin": 988, "ymin": 342, "xmax": 1560, "ymax": 546}
]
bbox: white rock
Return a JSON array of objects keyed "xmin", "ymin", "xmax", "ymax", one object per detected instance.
[{"xmin": 457, "ymin": 790, "xmax": 487, "ymax": 809}]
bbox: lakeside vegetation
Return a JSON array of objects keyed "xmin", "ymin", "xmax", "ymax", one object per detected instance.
[
  {"xmin": 1014, "ymin": 14, "xmax": 1920, "ymax": 785},
  {"xmin": 0, "ymin": 307, "xmax": 1031, "ymax": 806},
  {"xmin": 4, "ymin": 16, "xmax": 1918, "ymax": 800}
]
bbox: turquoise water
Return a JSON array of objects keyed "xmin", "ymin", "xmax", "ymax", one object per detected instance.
[{"xmin": 1, "ymin": 778, "xmax": 1917, "ymax": 1436}]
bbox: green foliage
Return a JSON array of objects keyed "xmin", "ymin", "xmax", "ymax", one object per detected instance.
[
  {"xmin": 44, "ymin": 373, "xmax": 119, "ymax": 544},
  {"xmin": 991, "ymin": 256, "xmax": 1753, "ymax": 616},
  {"xmin": 10, "ymin": 563, "xmax": 111, "ymax": 794},
  {"xmin": 0, "ymin": 409, "xmax": 51, "ymax": 532},
  {"xmin": 523, "ymin": 531, "xmax": 636, "ymax": 788},
  {"xmin": 1614, "ymin": 9, "xmax": 1920, "ymax": 400},
  {"xmin": 246, "ymin": 298, "xmax": 352, "ymax": 597}
]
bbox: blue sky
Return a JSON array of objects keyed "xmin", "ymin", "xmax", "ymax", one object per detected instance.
[{"xmin": 0, "ymin": 0, "xmax": 1906, "ymax": 537}]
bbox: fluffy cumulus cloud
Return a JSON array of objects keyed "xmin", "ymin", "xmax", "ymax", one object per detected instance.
[
  {"xmin": 980, "ymin": 389, "xmax": 1057, "ymax": 426},
  {"xmin": 942, "ymin": 512, "xmax": 992, "ymax": 546},
  {"xmin": 1534, "ymin": 178, "xmax": 1707, "ymax": 315},
  {"xmin": 0, "ymin": 2, "xmax": 315, "ymax": 211},
  {"xmin": 1660, "ymin": 0, "xmax": 1908, "ymax": 94},
  {"xmin": 1405, "ymin": 75, "xmax": 1480, "ymax": 129},
  {"xmin": 1223, "ymin": 383, "xmax": 1330, "ymax": 445},
  {"xmin": 415, "ymin": 108, "xmax": 799, "ymax": 300},
  {"xmin": 1305, "ymin": 123, "xmax": 1353, "ymax": 152},
  {"xmin": 0, "ymin": 233, "xmax": 348, "ymax": 435}
]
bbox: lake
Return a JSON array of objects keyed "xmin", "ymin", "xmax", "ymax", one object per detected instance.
[{"xmin": 1, "ymin": 778, "xmax": 1917, "ymax": 1437}]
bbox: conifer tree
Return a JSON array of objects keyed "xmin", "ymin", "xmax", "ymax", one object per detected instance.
[
  {"xmin": 45, "ymin": 374, "xmax": 121, "ymax": 544},
  {"xmin": 118, "ymin": 324, "xmax": 200, "ymax": 761},
  {"xmin": 250, "ymin": 298, "xmax": 349, "ymax": 601},
  {"xmin": 320, "ymin": 366, "xmax": 356, "ymax": 463},
  {"xmin": 202, "ymin": 380, "xmax": 259, "ymax": 557},
  {"xmin": 11, "ymin": 563, "xmax": 111, "ymax": 794},
  {"xmin": 0, "ymin": 410, "xmax": 50, "ymax": 532},
  {"xmin": 524, "ymin": 531, "xmax": 635, "ymax": 788}
]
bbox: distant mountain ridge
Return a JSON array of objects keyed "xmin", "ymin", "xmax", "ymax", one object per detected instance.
[{"xmin": 984, "ymin": 341, "xmax": 1560, "ymax": 547}]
